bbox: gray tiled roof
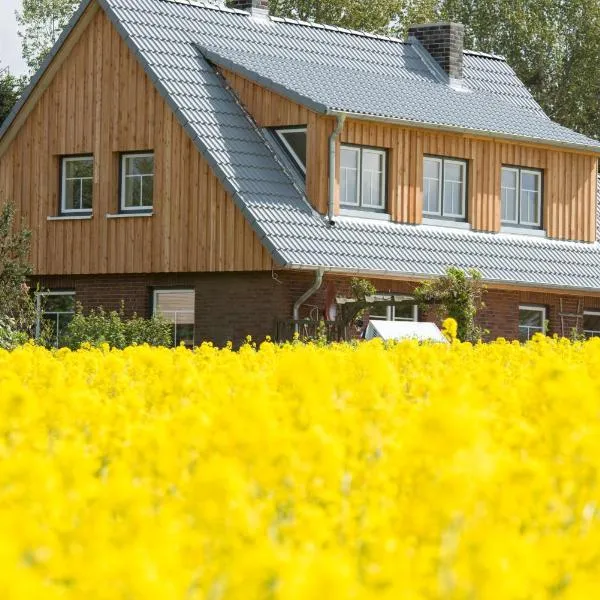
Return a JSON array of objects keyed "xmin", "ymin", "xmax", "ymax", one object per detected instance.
[
  {"xmin": 95, "ymin": 0, "xmax": 600, "ymax": 292},
  {"xmin": 462, "ymin": 51, "xmax": 544, "ymax": 116},
  {"xmin": 3, "ymin": 0, "xmax": 600, "ymax": 292}
]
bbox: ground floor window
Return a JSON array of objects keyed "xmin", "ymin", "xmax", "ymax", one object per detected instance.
[
  {"xmin": 518, "ymin": 305, "xmax": 546, "ymax": 342},
  {"xmin": 583, "ymin": 311, "xmax": 600, "ymax": 338},
  {"xmin": 368, "ymin": 300, "xmax": 418, "ymax": 322},
  {"xmin": 35, "ymin": 291, "xmax": 76, "ymax": 347},
  {"xmin": 153, "ymin": 289, "xmax": 195, "ymax": 347}
]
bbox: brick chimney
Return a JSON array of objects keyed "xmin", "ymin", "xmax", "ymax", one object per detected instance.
[
  {"xmin": 229, "ymin": 0, "xmax": 269, "ymax": 17},
  {"xmin": 408, "ymin": 23, "xmax": 465, "ymax": 82}
]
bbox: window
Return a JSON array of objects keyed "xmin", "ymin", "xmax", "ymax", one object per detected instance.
[
  {"xmin": 423, "ymin": 157, "xmax": 467, "ymax": 219},
  {"xmin": 583, "ymin": 311, "xmax": 600, "ymax": 338},
  {"xmin": 35, "ymin": 291, "xmax": 75, "ymax": 347},
  {"xmin": 519, "ymin": 305, "xmax": 546, "ymax": 342},
  {"xmin": 275, "ymin": 127, "xmax": 307, "ymax": 174},
  {"xmin": 340, "ymin": 145, "xmax": 386, "ymax": 211},
  {"xmin": 501, "ymin": 167, "xmax": 542, "ymax": 228},
  {"xmin": 121, "ymin": 153, "xmax": 154, "ymax": 211},
  {"xmin": 368, "ymin": 300, "xmax": 418, "ymax": 322},
  {"xmin": 61, "ymin": 156, "xmax": 93, "ymax": 213},
  {"xmin": 153, "ymin": 289, "xmax": 195, "ymax": 347}
]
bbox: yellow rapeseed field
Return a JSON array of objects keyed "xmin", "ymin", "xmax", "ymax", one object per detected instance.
[{"xmin": 1, "ymin": 336, "xmax": 600, "ymax": 599}]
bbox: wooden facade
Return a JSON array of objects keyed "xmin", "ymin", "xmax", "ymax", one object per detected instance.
[
  {"xmin": 0, "ymin": 8, "xmax": 273, "ymax": 276},
  {"xmin": 221, "ymin": 69, "xmax": 598, "ymax": 242},
  {"xmin": 0, "ymin": 3, "xmax": 598, "ymax": 284}
]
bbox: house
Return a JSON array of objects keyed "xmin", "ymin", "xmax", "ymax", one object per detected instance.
[{"xmin": 2, "ymin": 0, "xmax": 600, "ymax": 346}]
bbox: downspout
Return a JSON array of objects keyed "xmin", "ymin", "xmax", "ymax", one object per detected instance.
[
  {"xmin": 328, "ymin": 114, "xmax": 346, "ymax": 224},
  {"xmin": 293, "ymin": 268, "xmax": 325, "ymax": 332}
]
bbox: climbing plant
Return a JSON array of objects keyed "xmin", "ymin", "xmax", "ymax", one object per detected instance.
[{"xmin": 414, "ymin": 267, "xmax": 486, "ymax": 342}]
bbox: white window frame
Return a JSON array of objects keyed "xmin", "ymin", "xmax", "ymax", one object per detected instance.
[
  {"xmin": 153, "ymin": 289, "xmax": 195, "ymax": 347},
  {"xmin": 120, "ymin": 152, "xmax": 154, "ymax": 212},
  {"xmin": 391, "ymin": 304, "xmax": 419, "ymax": 322},
  {"xmin": 340, "ymin": 145, "xmax": 386, "ymax": 211},
  {"xmin": 518, "ymin": 305, "xmax": 546, "ymax": 341},
  {"xmin": 368, "ymin": 300, "xmax": 418, "ymax": 322},
  {"xmin": 501, "ymin": 166, "xmax": 542, "ymax": 228},
  {"xmin": 35, "ymin": 290, "xmax": 76, "ymax": 346},
  {"xmin": 501, "ymin": 166, "xmax": 519, "ymax": 224},
  {"xmin": 583, "ymin": 311, "xmax": 600, "ymax": 338},
  {"xmin": 61, "ymin": 156, "xmax": 93, "ymax": 214},
  {"xmin": 423, "ymin": 156, "xmax": 442, "ymax": 216},
  {"xmin": 275, "ymin": 127, "xmax": 307, "ymax": 174},
  {"xmin": 423, "ymin": 156, "xmax": 467, "ymax": 220},
  {"xmin": 442, "ymin": 159, "xmax": 467, "ymax": 218},
  {"xmin": 341, "ymin": 146, "xmax": 361, "ymax": 207}
]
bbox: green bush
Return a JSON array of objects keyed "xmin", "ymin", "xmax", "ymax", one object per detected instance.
[
  {"xmin": 0, "ymin": 316, "xmax": 29, "ymax": 350},
  {"xmin": 64, "ymin": 304, "xmax": 173, "ymax": 350},
  {"xmin": 414, "ymin": 267, "xmax": 486, "ymax": 343}
]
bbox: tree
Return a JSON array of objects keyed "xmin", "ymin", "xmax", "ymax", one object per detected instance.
[
  {"xmin": 266, "ymin": 0, "xmax": 403, "ymax": 32},
  {"xmin": 16, "ymin": 0, "xmax": 79, "ymax": 74},
  {"xmin": 0, "ymin": 68, "xmax": 25, "ymax": 126},
  {"xmin": 0, "ymin": 203, "xmax": 35, "ymax": 348},
  {"xmin": 439, "ymin": 0, "xmax": 600, "ymax": 139}
]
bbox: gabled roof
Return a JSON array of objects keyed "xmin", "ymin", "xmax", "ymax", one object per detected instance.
[
  {"xmin": 158, "ymin": 1, "xmax": 598, "ymax": 152},
  {"xmin": 3, "ymin": 0, "xmax": 600, "ymax": 293}
]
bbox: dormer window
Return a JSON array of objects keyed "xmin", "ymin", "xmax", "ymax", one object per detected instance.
[
  {"xmin": 501, "ymin": 166, "xmax": 542, "ymax": 229},
  {"xmin": 340, "ymin": 145, "xmax": 386, "ymax": 212},
  {"xmin": 275, "ymin": 127, "xmax": 307, "ymax": 175},
  {"xmin": 423, "ymin": 156, "xmax": 467, "ymax": 221}
]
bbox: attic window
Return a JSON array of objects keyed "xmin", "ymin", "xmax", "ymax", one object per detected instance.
[{"xmin": 275, "ymin": 127, "xmax": 307, "ymax": 175}]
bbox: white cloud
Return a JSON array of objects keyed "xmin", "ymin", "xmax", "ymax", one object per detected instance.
[{"xmin": 0, "ymin": 0, "xmax": 27, "ymax": 75}]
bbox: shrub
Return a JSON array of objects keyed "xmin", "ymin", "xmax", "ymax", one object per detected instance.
[
  {"xmin": 414, "ymin": 266, "xmax": 486, "ymax": 342},
  {"xmin": 0, "ymin": 315, "xmax": 28, "ymax": 350},
  {"xmin": 63, "ymin": 303, "xmax": 173, "ymax": 349}
]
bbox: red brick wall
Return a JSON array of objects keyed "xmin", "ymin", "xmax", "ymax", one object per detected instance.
[{"xmin": 35, "ymin": 271, "xmax": 600, "ymax": 345}]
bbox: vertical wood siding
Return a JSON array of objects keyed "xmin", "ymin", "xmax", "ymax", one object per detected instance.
[
  {"xmin": 0, "ymin": 10, "xmax": 273, "ymax": 275},
  {"xmin": 221, "ymin": 69, "xmax": 598, "ymax": 242}
]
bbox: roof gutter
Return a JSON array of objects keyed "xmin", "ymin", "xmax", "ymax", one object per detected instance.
[
  {"xmin": 293, "ymin": 267, "xmax": 325, "ymax": 332},
  {"xmin": 283, "ymin": 263, "xmax": 600, "ymax": 296},
  {"xmin": 326, "ymin": 110, "xmax": 600, "ymax": 156},
  {"xmin": 328, "ymin": 114, "xmax": 346, "ymax": 223}
]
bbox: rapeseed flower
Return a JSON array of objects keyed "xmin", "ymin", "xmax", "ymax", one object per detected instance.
[{"xmin": 0, "ymin": 337, "xmax": 599, "ymax": 598}]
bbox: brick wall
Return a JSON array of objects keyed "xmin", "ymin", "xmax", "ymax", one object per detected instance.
[
  {"xmin": 35, "ymin": 271, "xmax": 600, "ymax": 345},
  {"xmin": 36, "ymin": 272, "xmax": 298, "ymax": 347}
]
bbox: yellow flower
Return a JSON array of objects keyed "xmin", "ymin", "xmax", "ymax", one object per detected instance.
[
  {"xmin": 442, "ymin": 317, "xmax": 458, "ymax": 341},
  {"xmin": 0, "ymin": 338, "xmax": 600, "ymax": 598}
]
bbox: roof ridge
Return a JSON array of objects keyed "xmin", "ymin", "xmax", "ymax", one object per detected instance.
[
  {"xmin": 162, "ymin": 0, "xmax": 248, "ymax": 16},
  {"xmin": 270, "ymin": 16, "xmax": 409, "ymax": 44},
  {"xmin": 161, "ymin": 0, "xmax": 410, "ymax": 45},
  {"xmin": 463, "ymin": 49, "xmax": 506, "ymax": 61}
]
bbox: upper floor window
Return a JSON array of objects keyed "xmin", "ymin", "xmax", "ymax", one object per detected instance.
[
  {"xmin": 501, "ymin": 167, "xmax": 542, "ymax": 228},
  {"xmin": 341, "ymin": 145, "xmax": 386, "ymax": 211},
  {"xmin": 121, "ymin": 153, "xmax": 154, "ymax": 211},
  {"xmin": 61, "ymin": 156, "xmax": 93, "ymax": 214},
  {"xmin": 153, "ymin": 289, "xmax": 195, "ymax": 347},
  {"xmin": 35, "ymin": 291, "xmax": 75, "ymax": 347},
  {"xmin": 275, "ymin": 127, "xmax": 307, "ymax": 175},
  {"xmin": 423, "ymin": 157, "xmax": 467, "ymax": 220}
]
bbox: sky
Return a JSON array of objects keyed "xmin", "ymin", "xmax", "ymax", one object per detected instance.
[{"xmin": 0, "ymin": 0, "xmax": 27, "ymax": 75}]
